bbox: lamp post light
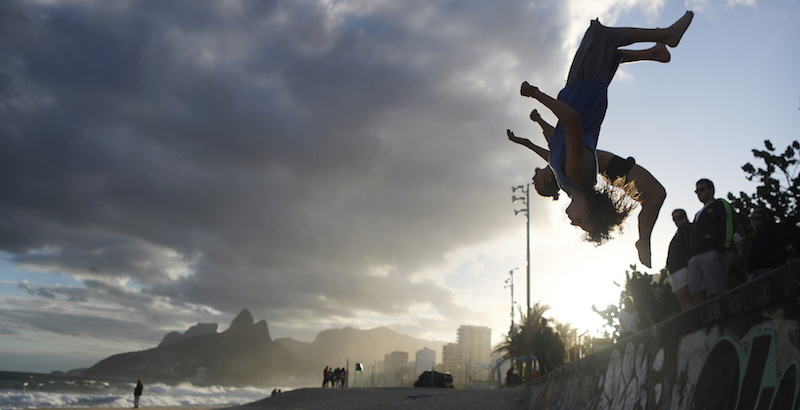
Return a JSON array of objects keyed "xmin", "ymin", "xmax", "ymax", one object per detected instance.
[{"xmin": 511, "ymin": 184, "xmax": 532, "ymax": 382}]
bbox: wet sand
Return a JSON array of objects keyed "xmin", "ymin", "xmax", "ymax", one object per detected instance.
[{"xmin": 230, "ymin": 386, "xmax": 531, "ymax": 410}]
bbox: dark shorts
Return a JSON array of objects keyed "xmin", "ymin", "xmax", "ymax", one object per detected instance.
[
  {"xmin": 604, "ymin": 155, "xmax": 635, "ymax": 182},
  {"xmin": 566, "ymin": 19, "xmax": 630, "ymax": 86}
]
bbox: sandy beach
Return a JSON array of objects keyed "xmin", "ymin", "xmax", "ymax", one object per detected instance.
[
  {"xmin": 34, "ymin": 386, "xmax": 531, "ymax": 410},
  {"xmin": 230, "ymin": 386, "xmax": 531, "ymax": 410}
]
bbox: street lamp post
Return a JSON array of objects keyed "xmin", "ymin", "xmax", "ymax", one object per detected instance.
[
  {"xmin": 512, "ymin": 184, "xmax": 532, "ymax": 381},
  {"xmin": 505, "ymin": 268, "xmax": 518, "ymax": 331}
]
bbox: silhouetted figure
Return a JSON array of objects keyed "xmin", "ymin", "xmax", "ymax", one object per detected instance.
[
  {"xmin": 646, "ymin": 287, "xmax": 672, "ymax": 324},
  {"xmin": 687, "ymin": 179, "xmax": 735, "ymax": 306},
  {"xmin": 322, "ymin": 366, "xmax": 329, "ymax": 387},
  {"xmin": 747, "ymin": 207, "xmax": 787, "ymax": 280},
  {"xmin": 618, "ymin": 297, "xmax": 641, "ymax": 339},
  {"xmin": 505, "ymin": 365, "xmax": 521, "ymax": 387},
  {"xmin": 667, "ymin": 209, "xmax": 693, "ymax": 311},
  {"xmin": 509, "ymin": 116, "xmax": 665, "ymax": 268},
  {"xmin": 133, "ymin": 379, "xmax": 143, "ymax": 409},
  {"xmin": 552, "ymin": 332, "xmax": 565, "ymax": 368},
  {"xmin": 535, "ymin": 318, "xmax": 553, "ymax": 374},
  {"xmin": 507, "ymin": 11, "xmax": 693, "ymax": 262}
]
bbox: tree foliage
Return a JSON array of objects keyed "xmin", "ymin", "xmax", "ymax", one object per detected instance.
[
  {"xmin": 493, "ymin": 303, "xmax": 550, "ymax": 371},
  {"xmin": 727, "ymin": 139, "xmax": 800, "ymax": 261},
  {"xmin": 592, "ymin": 265, "xmax": 679, "ymax": 342},
  {"xmin": 594, "ymin": 140, "xmax": 799, "ymax": 342}
]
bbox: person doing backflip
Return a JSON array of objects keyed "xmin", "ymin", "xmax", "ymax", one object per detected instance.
[
  {"xmin": 508, "ymin": 109, "xmax": 665, "ymax": 267},
  {"xmin": 507, "ymin": 11, "xmax": 693, "ymax": 267}
]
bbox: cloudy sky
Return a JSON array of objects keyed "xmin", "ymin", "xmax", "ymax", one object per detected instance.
[{"xmin": 1, "ymin": 0, "xmax": 798, "ymax": 373}]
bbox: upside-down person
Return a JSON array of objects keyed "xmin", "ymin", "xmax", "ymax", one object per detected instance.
[
  {"xmin": 507, "ymin": 109, "xmax": 665, "ymax": 268},
  {"xmin": 506, "ymin": 11, "xmax": 693, "ymax": 266}
]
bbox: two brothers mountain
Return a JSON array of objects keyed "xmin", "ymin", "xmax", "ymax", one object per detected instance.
[{"xmin": 83, "ymin": 309, "xmax": 445, "ymax": 387}]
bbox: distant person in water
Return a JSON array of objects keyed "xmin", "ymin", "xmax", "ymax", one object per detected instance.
[
  {"xmin": 507, "ymin": 11, "xmax": 693, "ymax": 260},
  {"xmin": 133, "ymin": 379, "xmax": 143, "ymax": 408}
]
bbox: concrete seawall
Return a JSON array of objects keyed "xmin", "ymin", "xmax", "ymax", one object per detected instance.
[{"xmin": 527, "ymin": 260, "xmax": 800, "ymax": 410}]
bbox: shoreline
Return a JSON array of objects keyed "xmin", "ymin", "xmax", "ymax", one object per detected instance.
[
  {"xmin": 31, "ymin": 386, "xmax": 531, "ymax": 410},
  {"xmin": 34, "ymin": 408, "xmax": 219, "ymax": 410}
]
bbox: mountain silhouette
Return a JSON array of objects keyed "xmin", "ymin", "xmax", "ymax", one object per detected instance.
[
  {"xmin": 83, "ymin": 309, "xmax": 447, "ymax": 386},
  {"xmin": 85, "ymin": 309, "xmax": 296, "ymax": 386}
]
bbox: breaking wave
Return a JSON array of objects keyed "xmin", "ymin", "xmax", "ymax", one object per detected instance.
[{"xmin": 0, "ymin": 372, "xmax": 282, "ymax": 409}]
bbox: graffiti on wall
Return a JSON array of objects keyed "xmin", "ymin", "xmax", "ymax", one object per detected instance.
[
  {"xmin": 529, "ymin": 320, "xmax": 800, "ymax": 410},
  {"xmin": 527, "ymin": 263, "xmax": 800, "ymax": 410}
]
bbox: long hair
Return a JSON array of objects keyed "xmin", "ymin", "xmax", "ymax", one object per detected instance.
[{"xmin": 581, "ymin": 177, "xmax": 639, "ymax": 244}]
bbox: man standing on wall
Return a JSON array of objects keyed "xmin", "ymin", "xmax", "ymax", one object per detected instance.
[
  {"xmin": 667, "ymin": 209, "xmax": 693, "ymax": 311},
  {"xmin": 686, "ymin": 178, "xmax": 735, "ymax": 307},
  {"xmin": 535, "ymin": 318, "xmax": 553, "ymax": 375}
]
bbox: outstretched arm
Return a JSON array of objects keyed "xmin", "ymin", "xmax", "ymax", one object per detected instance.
[
  {"xmin": 521, "ymin": 83, "xmax": 579, "ymax": 133},
  {"xmin": 626, "ymin": 163, "xmax": 666, "ymax": 268},
  {"xmin": 506, "ymin": 130, "xmax": 549, "ymax": 162},
  {"xmin": 521, "ymin": 82, "xmax": 589, "ymax": 184}
]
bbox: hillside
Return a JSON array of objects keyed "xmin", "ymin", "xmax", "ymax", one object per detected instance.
[
  {"xmin": 84, "ymin": 309, "xmax": 298, "ymax": 386},
  {"xmin": 81, "ymin": 309, "xmax": 448, "ymax": 387}
]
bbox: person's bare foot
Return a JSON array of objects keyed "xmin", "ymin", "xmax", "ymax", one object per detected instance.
[
  {"xmin": 666, "ymin": 11, "xmax": 694, "ymax": 48},
  {"xmin": 652, "ymin": 43, "xmax": 670, "ymax": 62}
]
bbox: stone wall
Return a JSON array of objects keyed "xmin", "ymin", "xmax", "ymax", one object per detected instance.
[{"xmin": 527, "ymin": 259, "xmax": 800, "ymax": 410}]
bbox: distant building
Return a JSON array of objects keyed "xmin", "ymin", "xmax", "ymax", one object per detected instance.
[
  {"xmin": 415, "ymin": 347, "xmax": 436, "ymax": 378},
  {"xmin": 442, "ymin": 325, "xmax": 491, "ymax": 388},
  {"xmin": 442, "ymin": 342, "xmax": 461, "ymax": 378},
  {"xmin": 383, "ymin": 351, "xmax": 408, "ymax": 387}
]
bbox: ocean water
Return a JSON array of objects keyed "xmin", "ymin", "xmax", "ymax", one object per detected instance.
[{"xmin": 0, "ymin": 371, "xmax": 280, "ymax": 409}]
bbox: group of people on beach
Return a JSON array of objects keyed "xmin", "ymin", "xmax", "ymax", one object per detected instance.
[{"xmin": 322, "ymin": 366, "xmax": 348, "ymax": 388}]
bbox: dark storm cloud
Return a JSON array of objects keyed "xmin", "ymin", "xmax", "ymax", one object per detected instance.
[
  {"xmin": 0, "ymin": 306, "xmax": 164, "ymax": 341},
  {"xmin": 0, "ymin": 278, "xmax": 224, "ymax": 341},
  {"xmin": 0, "ymin": 0, "xmax": 564, "ymax": 341}
]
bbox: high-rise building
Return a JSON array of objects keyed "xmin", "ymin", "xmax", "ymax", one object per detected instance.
[
  {"xmin": 442, "ymin": 342, "xmax": 461, "ymax": 375},
  {"xmin": 414, "ymin": 347, "xmax": 436, "ymax": 378},
  {"xmin": 383, "ymin": 351, "xmax": 408, "ymax": 387},
  {"xmin": 442, "ymin": 325, "xmax": 491, "ymax": 388}
]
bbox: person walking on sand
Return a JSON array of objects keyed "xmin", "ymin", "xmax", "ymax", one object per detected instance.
[
  {"xmin": 508, "ymin": 11, "xmax": 693, "ymax": 257},
  {"xmin": 133, "ymin": 379, "xmax": 143, "ymax": 409}
]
